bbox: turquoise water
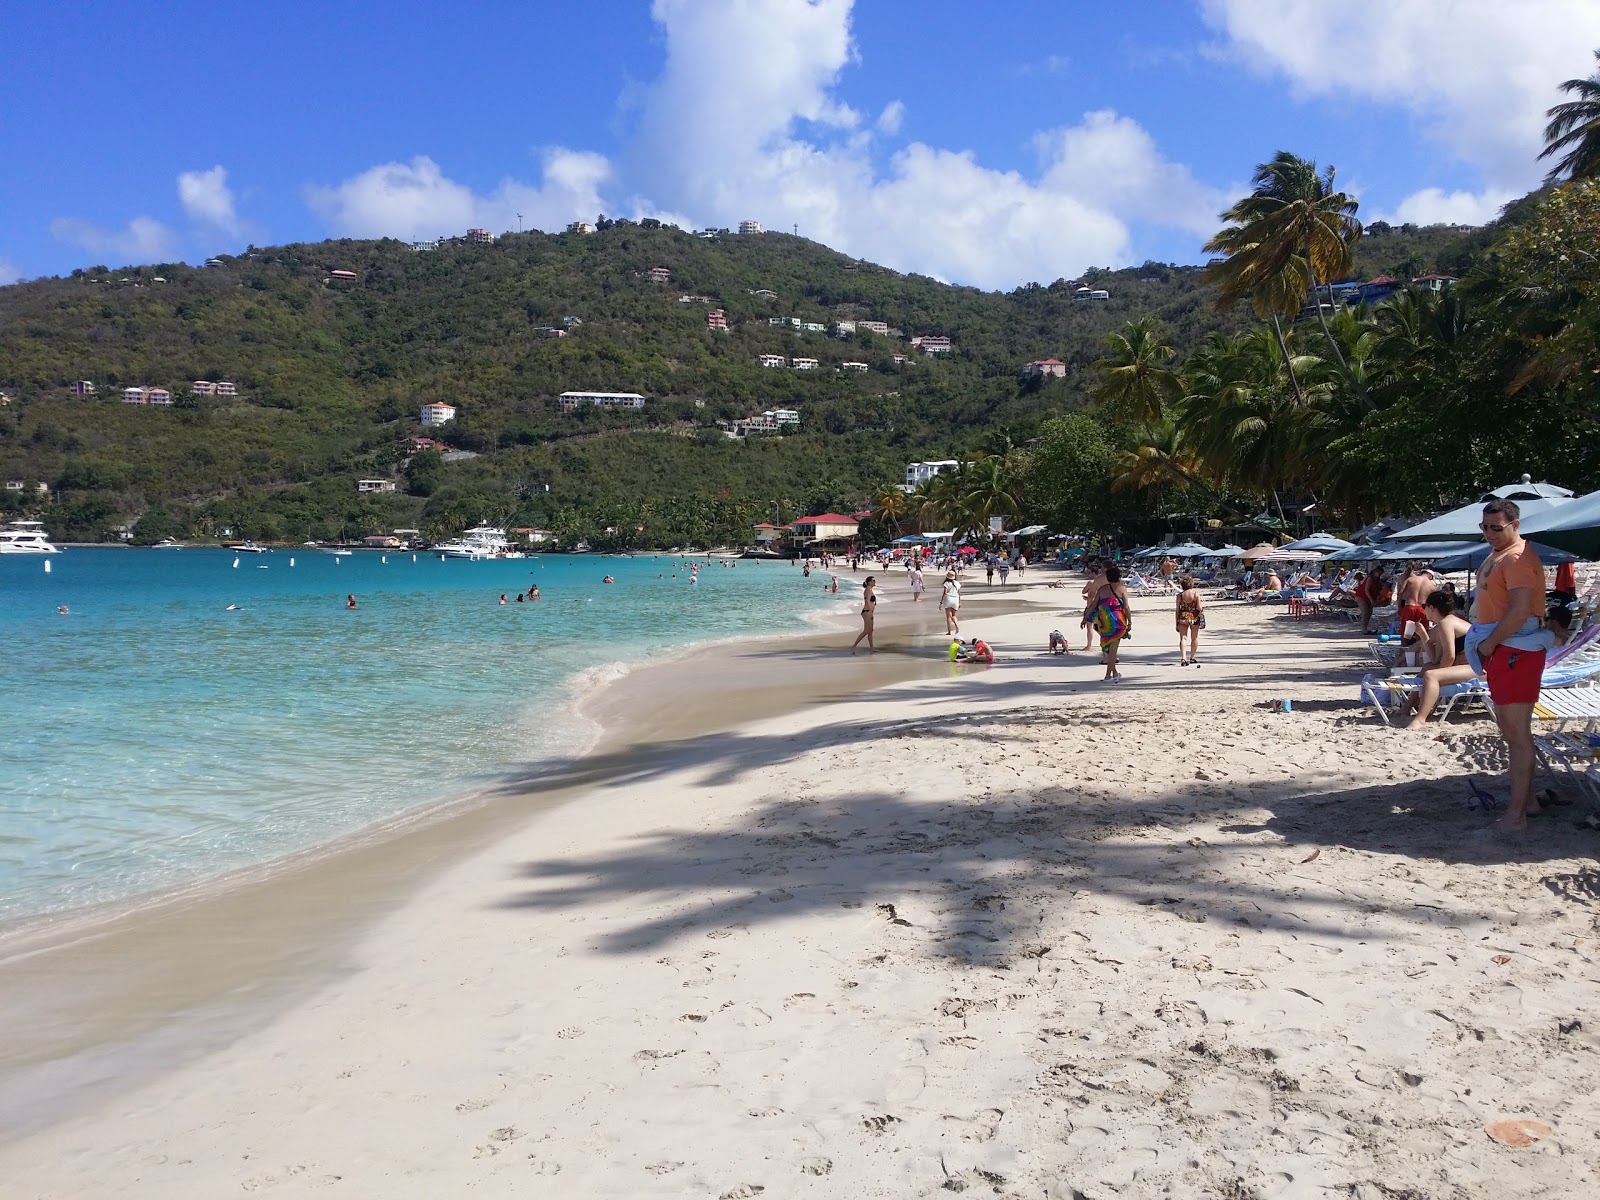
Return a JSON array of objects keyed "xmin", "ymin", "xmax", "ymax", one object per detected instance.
[{"xmin": 0, "ymin": 549, "xmax": 842, "ymax": 921}]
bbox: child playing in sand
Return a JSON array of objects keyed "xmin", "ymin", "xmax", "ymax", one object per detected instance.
[{"xmin": 1048, "ymin": 629, "xmax": 1068, "ymax": 655}]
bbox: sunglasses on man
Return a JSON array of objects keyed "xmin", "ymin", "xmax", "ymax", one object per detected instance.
[{"xmin": 1480, "ymin": 520, "xmax": 1516, "ymax": 533}]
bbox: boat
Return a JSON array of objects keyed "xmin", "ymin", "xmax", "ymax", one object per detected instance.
[
  {"xmin": 153, "ymin": 537, "xmax": 183, "ymax": 549},
  {"xmin": 327, "ymin": 548, "xmax": 354, "ymax": 557},
  {"xmin": 0, "ymin": 520, "xmax": 60, "ymax": 554},
  {"xmin": 709, "ymin": 549, "xmax": 743, "ymax": 560},
  {"xmin": 231, "ymin": 541, "xmax": 269, "ymax": 553},
  {"xmin": 435, "ymin": 526, "xmax": 526, "ymax": 560}
]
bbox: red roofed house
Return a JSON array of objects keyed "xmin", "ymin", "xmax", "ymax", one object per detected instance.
[
  {"xmin": 787, "ymin": 513, "xmax": 859, "ymax": 544},
  {"xmin": 1022, "ymin": 358, "xmax": 1067, "ymax": 379},
  {"xmin": 406, "ymin": 436, "xmax": 445, "ymax": 453},
  {"xmin": 753, "ymin": 522, "xmax": 781, "ymax": 545}
]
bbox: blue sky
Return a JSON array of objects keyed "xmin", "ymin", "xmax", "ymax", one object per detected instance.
[{"xmin": 2, "ymin": 0, "xmax": 1595, "ymax": 289}]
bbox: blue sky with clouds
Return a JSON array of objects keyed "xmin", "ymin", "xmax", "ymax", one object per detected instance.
[{"xmin": 3, "ymin": 0, "xmax": 1596, "ymax": 289}]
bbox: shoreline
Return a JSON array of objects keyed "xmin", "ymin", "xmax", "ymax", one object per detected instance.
[{"xmin": 0, "ymin": 563, "xmax": 1039, "ymax": 1139}]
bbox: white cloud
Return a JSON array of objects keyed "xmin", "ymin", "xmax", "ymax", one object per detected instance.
[
  {"xmin": 306, "ymin": 150, "xmax": 611, "ymax": 240},
  {"xmin": 177, "ymin": 165, "xmax": 241, "ymax": 234},
  {"xmin": 48, "ymin": 215, "xmax": 178, "ymax": 264},
  {"xmin": 0, "ymin": 258, "xmax": 19, "ymax": 286},
  {"xmin": 1379, "ymin": 186, "xmax": 1519, "ymax": 228},
  {"xmin": 875, "ymin": 100, "xmax": 905, "ymax": 136},
  {"xmin": 617, "ymin": 0, "xmax": 1226, "ymax": 288},
  {"xmin": 1199, "ymin": 0, "xmax": 1600, "ymax": 189}
]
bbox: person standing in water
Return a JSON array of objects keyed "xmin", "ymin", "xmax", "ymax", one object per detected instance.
[
  {"xmin": 346, "ymin": 594, "xmax": 358, "ymax": 609},
  {"xmin": 940, "ymin": 572, "xmax": 961, "ymax": 636},
  {"xmin": 910, "ymin": 564, "xmax": 925, "ymax": 602},
  {"xmin": 850, "ymin": 576, "xmax": 878, "ymax": 654}
]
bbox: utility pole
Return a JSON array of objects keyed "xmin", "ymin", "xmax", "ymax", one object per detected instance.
[{"xmin": 517, "ymin": 213, "xmax": 524, "ymax": 232}]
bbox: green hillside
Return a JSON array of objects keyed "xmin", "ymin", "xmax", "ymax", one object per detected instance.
[{"xmin": 0, "ymin": 219, "xmax": 1482, "ymax": 545}]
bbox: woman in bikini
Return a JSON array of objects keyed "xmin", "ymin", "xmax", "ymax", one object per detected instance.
[
  {"xmin": 1402, "ymin": 590, "xmax": 1475, "ymax": 729},
  {"xmin": 1086, "ymin": 564, "xmax": 1132, "ymax": 682},
  {"xmin": 850, "ymin": 575, "xmax": 878, "ymax": 654},
  {"xmin": 1175, "ymin": 575, "xmax": 1204, "ymax": 666}
]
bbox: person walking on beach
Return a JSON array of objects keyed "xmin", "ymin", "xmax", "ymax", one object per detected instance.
[
  {"xmin": 1080, "ymin": 560, "xmax": 1107, "ymax": 650},
  {"xmin": 1175, "ymin": 575, "xmax": 1204, "ymax": 666},
  {"xmin": 985, "ymin": 557, "xmax": 996, "ymax": 586},
  {"xmin": 850, "ymin": 576, "xmax": 878, "ymax": 654},
  {"xmin": 1473, "ymin": 499, "xmax": 1547, "ymax": 831},
  {"xmin": 910, "ymin": 564, "xmax": 925, "ymax": 601},
  {"xmin": 940, "ymin": 571, "xmax": 961, "ymax": 635},
  {"xmin": 997, "ymin": 557, "xmax": 1011, "ymax": 585},
  {"xmin": 1357, "ymin": 565, "xmax": 1391, "ymax": 634},
  {"xmin": 1087, "ymin": 565, "xmax": 1132, "ymax": 682},
  {"xmin": 1396, "ymin": 563, "xmax": 1432, "ymax": 636}
]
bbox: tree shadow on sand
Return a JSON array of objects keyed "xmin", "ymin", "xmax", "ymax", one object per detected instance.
[{"xmin": 487, "ymin": 704, "xmax": 1598, "ymax": 962}]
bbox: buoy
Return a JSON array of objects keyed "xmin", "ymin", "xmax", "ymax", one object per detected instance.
[
  {"xmin": 382, "ymin": 555, "xmax": 387, "ymax": 564},
  {"xmin": 233, "ymin": 557, "xmax": 239, "ymax": 568},
  {"xmin": 44, "ymin": 559, "xmax": 51, "ymax": 574},
  {"xmin": 412, "ymin": 554, "xmax": 417, "ymax": 562},
  {"xmin": 289, "ymin": 557, "xmax": 295, "ymax": 566},
  {"xmin": 335, "ymin": 557, "xmax": 340, "ymax": 566}
]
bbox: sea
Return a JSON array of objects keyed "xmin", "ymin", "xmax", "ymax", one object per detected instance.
[{"xmin": 0, "ymin": 548, "xmax": 850, "ymax": 923}]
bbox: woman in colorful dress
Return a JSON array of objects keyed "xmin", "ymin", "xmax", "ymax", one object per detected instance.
[{"xmin": 1087, "ymin": 564, "xmax": 1132, "ymax": 682}]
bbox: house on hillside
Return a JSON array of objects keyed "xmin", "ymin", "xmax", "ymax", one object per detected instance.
[
  {"xmin": 1411, "ymin": 273, "xmax": 1458, "ymax": 293},
  {"xmin": 750, "ymin": 288, "xmax": 779, "ymax": 299},
  {"xmin": 1356, "ymin": 275, "xmax": 1402, "ymax": 304},
  {"xmin": 410, "ymin": 240, "xmax": 439, "ymax": 252},
  {"xmin": 834, "ymin": 320, "xmax": 856, "ymax": 336},
  {"xmin": 327, "ymin": 269, "xmax": 358, "ymax": 283},
  {"xmin": 758, "ymin": 354, "xmax": 787, "ymax": 368},
  {"xmin": 558, "ymin": 391, "xmax": 647, "ymax": 411},
  {"xmin": 71, "ymin": 380, "xmax": 97, "ymax": 397},
  {"xmin": 566, "ymin": 222, "xmax": 595, "ymax": 235},
  {"xmin": 420, "ymin": 401, "xmax": 457, "ymax": 427},
  {"xmin": 903, "ymin": 459, "xmax": 958, "ymax": 492},
  {"xmin": 891, "ymin": 353, "xmax": 909, "ymax": 365},
  {"xmin": 645, "ymin": 266, "xmax": 671, "ymax": 284},
  {"xmin": 911, "ymin": 335, "xmax": 952, "ymax": 354},
  {"xmin": 739, "ymin": 220, "xmax": 764, "ymax": 234},
  {"xmin": 706, "ymin": 309, "xmax": 729, "ymax": 331},
  {"xmin": 791, "ymin": 358, "xmax": 819, "ymax": 370},
  {"xmin": 859, "ymin": 321, "xmax": 889, "ymax": 335},
  {"xmin": 1022, "ymin": 358, "xmax": 1067, "ymax": 379},
  {"xmin": 801, "ymin": 322, "xmax": 827, "ymax": 333},
  {"xmin": 841, "ymin": 361, "xmax": 869, "ymax": 373},
  {"xmin": 357, "ymin": 479, "xmax": 397, "ymax": 494},
  {"xmin": 1072, "ymin": 286, "xmax": 1110, "ymax": 301},
  {"xmin": 465, "ymin": 227, "xmax": 495, "ymax": 244},
  {"xmin": 122, "ymin": 386, "xmax": 171, "ymax": 406},
  {"xmin": 405, "ymin": 436, "xmax": 445, "ymax": 454}
]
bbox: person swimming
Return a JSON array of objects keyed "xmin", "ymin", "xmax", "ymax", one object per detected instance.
[
  {"xmin": 602, "ymin": 575, "xmax": 615, "ymax": 584},
  {"xmin": 346, "ymin": 594, "xmax": 358, "ymax": 609}
]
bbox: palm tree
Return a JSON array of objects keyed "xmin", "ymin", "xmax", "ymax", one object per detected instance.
[
  {"xmin": 1204, "ymin": 151, "xmax": 1365, "ymax": 405},
  {"xmin": 1091, "ymin": 318, "xmax": 1181, "ymax": 423},
  {"xmin": 956, "ymin": 455, "xmax": 1022, "ymax": 532},
  {"xmin": 872, "ymin": 483, "xmax": 908, "ymax": 537},
  {"xmin": 1541, "ymin": 49, "xmax": 1600, "ymax": 182}
]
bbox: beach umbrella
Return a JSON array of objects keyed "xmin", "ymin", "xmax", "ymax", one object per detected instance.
[
  {"xmin": 1428, "ymin": 539, "xmax": 1578, "ymax": 572},
  {"xmin": 1383, "ymin": 495, "xmax": 1572, "ymax": 542},
  {"xmin": 1281, "ymin": 532, "xmax": 1356, "ymax": 553},
  {"xmin": 1487, "ymin": 473, "xmax": 1573, "ymax": 500},
  {"xmin": 1163, "ymin": 542, "xmax": 1217, "ymax": 558},
  {"xmin": 1324, "ymin": 544, "xmax": 1384, "ymax": 562},
  {"xmin": 1210, "ymin": 543, "xmax": 1246, "ymax": 557},
  {"xmin": 1516, "ymin": 489, "xmax": 1600, "ymax": 559},
  {"xmin": 1240, "ymin": 542, "xmax": 1324, "ymax": 561},
  {"xmin": 1350, "ymin": 515, "xmax": 1420, "ymax": 544}
]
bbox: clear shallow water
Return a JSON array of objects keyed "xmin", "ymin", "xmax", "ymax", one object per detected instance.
[{"xmin": 0, "ymin": 549, "xmax": 844, "ymax": 921}]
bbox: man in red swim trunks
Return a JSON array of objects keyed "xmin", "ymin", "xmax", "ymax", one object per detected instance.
[
  {"xmin": 1395, "ymin": 563, "xmax": 1433, "ymax": 637},
  {"xmin": 1474, "ymin": 498, "xmax": 1546, "ymax": 832}
]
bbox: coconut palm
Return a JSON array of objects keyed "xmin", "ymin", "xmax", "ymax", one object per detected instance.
[
  {"xmin": 1204, "ymin": 151, "xmax": 1365, "ymax": 404},
  {"xmin": 1091, "ymin": 318, "xmax": 1181, "ymax": 423},
  {"xmin": 956, "ymin": 455, "xmax": 1022, "ymax": 532},
  {"xmin": 872, "ymin": 483, "xmax": 908, "ymax": 537},
  {"xmin": 1541, "ymin": 49, "xmax": 1600, "ymax": 182}
]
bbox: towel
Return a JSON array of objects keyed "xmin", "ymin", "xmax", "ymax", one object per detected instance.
[{"xmin": 1464, "ymin": 618, "xmax": 1555, "ymax": 676}]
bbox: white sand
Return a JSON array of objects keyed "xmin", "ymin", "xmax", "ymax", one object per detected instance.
[{"xmin": 3, "ymin": 578, "xmax": 1598, "ymax": 1198}]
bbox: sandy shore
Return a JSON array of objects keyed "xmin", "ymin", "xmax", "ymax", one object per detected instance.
[{"xmin": 2, "ymin": 570, "xmax": 1598, "ymax": 1198}]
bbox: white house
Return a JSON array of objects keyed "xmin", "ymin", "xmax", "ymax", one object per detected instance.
[
  {"xmin": 557, "ymin": 391, "xmax": 647, "ymax": 411},
  {"xmin": 764, "ymin": 408, "xmax": 801, "ymax": 428},
  {"xmin": 801, "ymin": 322, "xmax": 827, "ymax": 333},
  {"xmin": 645, "ymin": 266, "xmax": 671, "ymax": 283},
  {"xmin": 911, "ymin": 335, "xmax": 952, "ymax": 354},
  {"xmin": 566, "ymin": 222, "xmax": 595, "ymax": 235},
  {"xmin": 904, "ymin": 459, "xmax": 959, "ymax": 492},
  {"xmin": 739, "ymin": 220, "xmax": 764, "ymax": 234},
  {"xmin": 71, "ymin": 380, "xmax": 97, "ymax": 396},
  {"xmin": 834, "ymin": 320, "xmax": 856, "ymax": 336},
  {"xmin": 420, "ymin": 401, "xmax": 458, "ymax": 427},
  {"xmin": 357, "ymin": 479, "xmax": 397, "ymax": 493},
  {"xmin": 859, "ymin": 320, "xmax": 890, "ymax": 335},
  {"xmin": 841, "ymin": 361, "xmax": 869, "ymax": 372},
  {"xmin": 465, "ymin": 227, "xmax": 495, "ymax": 244},
  {"xmin": 791, "ymin": 358, "xmax": 819, "ymax": 370},
  {"xmin": 1022, "ymin": 358, "xmax": 1068, "ymax": 379},
  {"xmin": 758, "ymin": 354, "xmax": 787, "ymax": 368}
]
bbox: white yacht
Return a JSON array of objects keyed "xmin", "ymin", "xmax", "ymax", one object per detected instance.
[
  {"xmin": 153, "ymin": 537, "xmax": 183, "ymax": 549},
  {"xmin": 231, "ymin": 541, "xmax": 269, "ymax": 553},
  {"xmin": 0, "ymin": 520, "xmax": 60, "ymax": 554},
  {"xmin": 436, "ymin": 526, "xmax": 525, "ymax": 559}
]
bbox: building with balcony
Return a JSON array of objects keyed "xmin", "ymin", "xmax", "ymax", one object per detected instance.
[
  {"xmin": 71, "ymin": 380, "xmax": 96, "ymax": 397},
  {"xmin": 645, "ymin": 266, "xmax": 671, "ymax": 284},
  {"xmin": 465, "ymin": 227, "xmax": 495, "ymax": 244},
  {"xmin": 791, "ymin": 358, "xmax": 819, "ymax": 370},
  {"xmin": 566, "ymin": 222, "xmax": 595, "ymax": 235},
  {"xmin": 758, "ymin": 354, "xmax": 787, "ymax": 368},
  {"xmin": 904, "ymin": 459, "xmax": 959, "ymax": 491},
  {"xmin": 739, "ymin": 220, "xmax": 764, "ymax": 234},
  {"xmin": 911, "ymin": 335, "xmax": 952, "ymax": 354},
  {"xmin": 859, "ymin": 320, "xmax": 890, "ymax": 335},
  {"xmin": 122, "ymin": 386, "xmax": 172, "ymax": 406},
  {"xmin": 357, "ymin": 479, "xmax": 397, "ymax": 493},
  {"xmin": 420, "ymin": 401, "xmax": 457, "ymax": 427},
  {"xmin": 1022, "ymin": 358, "xmax": 1068, "ymax": 379},
  {"xmin": 706, "ymin": 309, "xmax": 728, "ymax": 331},
  {"xmin": 841, "ymin": 361, "xmax": 869, "ymax": 372},
  {"xmin": 787, "ymin": 513, "xmax": 859, "ymax": 544},
  {"xmin": 834, "ymin": 320, "xmax": 856, "ymax": 336},
  {"xmin": 557, "ymin": 391, "xmax": 647, "ymax": 411}
]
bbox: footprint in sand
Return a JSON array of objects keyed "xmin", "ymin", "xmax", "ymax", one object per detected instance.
[
  {"xmin": 488, "ymin": 1127, "xmax": 523, "ymax": 1143},
  {"xmin": 718, "ymin": 1185, "xmax": 765, "ymax": 1198},
  {"xmin": 645, "ymin": 1161, "xmax": 683, "ymax": 1175},
  {"xmin": 747, "ymin": 1106, "xmax": 785, "ymax": 1117},
  {"xmin": 862, "ymin": 1114, "xmax": 902, "ymax": 1134},
  {"xmin": 526, "ymin": 1158, "xmax": 562, "ymax": 1174},
  {"xmin": 455, "ymin": 1096, "xmax": 497, "ymax": 1113},
  {"xmin": 556, "ymin": 1026, "xmax": 585, "ymax": 1040},
  {"xmin": 800, "ymin": 1157, "xmax": 833, "ymax": 1175},
  {"xmin": 943, "ymin": 1108, "xmax": 1005, "ymax": 1143}
]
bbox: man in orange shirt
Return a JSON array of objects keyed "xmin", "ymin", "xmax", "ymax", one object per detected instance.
[{"xmin": 1474, "ymin": 498, "xmax": 1547, "ymax": 831}]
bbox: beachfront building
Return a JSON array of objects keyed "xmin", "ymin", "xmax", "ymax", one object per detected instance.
[
  {"xmin": 557, "ymin": 390, "xmax": 647, "ymax": 412},
  {"xmin": 1022, "ymin": 358, "xmax": 1068, "ymax": 379},
  {"xmin": 904, "ymin": 459, "xmax": 959, "ymax": 492},
  {"xmin": 420, "ymin": 401, "xmax": 457, "ymax": 427},
  {"xmin": 739, "ymin": 220, "xmax": 764, "ymax": 234},
  {"xmin": 753, "ymin": 522, "xmax": 780, "ymax": 544},
  {"xmin": 758, "ymin": 354, "xmax": 787, "ymax": 368},
  {"xmin": 911, "ymin": 335, "xmax": 952, "ymax": 354},
  {"xmin": 706, "ymin": 309, "xmax": 729, "ymax": 331},
  {"xmin": 357, "ymin": 479, "xmax": 396, "ymax": 494},
  {"xmin": 566, "ymin": 221, "xmax": 595, "ymax": 235},
  {"xmin": 787, "ymin": 513, "xmax": 859, "ymax": 545},
  {"xmin": 841, "ymin": 361, "xmax": 869, "ymax": 373},
  {"xmin": 465, "ymin": 227, "xmax": 495, "ymax": 244},
  {"xmin": 645, "ymin": 266, "xmax": 671, "ymax": 284},
  {"xmin": 791, "ymin": 358, "xmax": 819, "ymax": 370},
  {"xmin": 513, "ymin": 527, "xmax": 554, "ymax": 545},
  {"xmin": 71, "ymin": 380, "xmax": 96, "ymax": 397}
]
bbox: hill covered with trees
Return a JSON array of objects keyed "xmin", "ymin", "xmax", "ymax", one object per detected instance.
[{"xmin": 0, "ymin": 214, "xmax": 1483, "ymax": 546}]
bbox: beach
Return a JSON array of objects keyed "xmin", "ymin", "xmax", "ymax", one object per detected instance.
[{"xmin": 2, "ymin": 570, "xmax": 1597, "ymax": 1198}]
